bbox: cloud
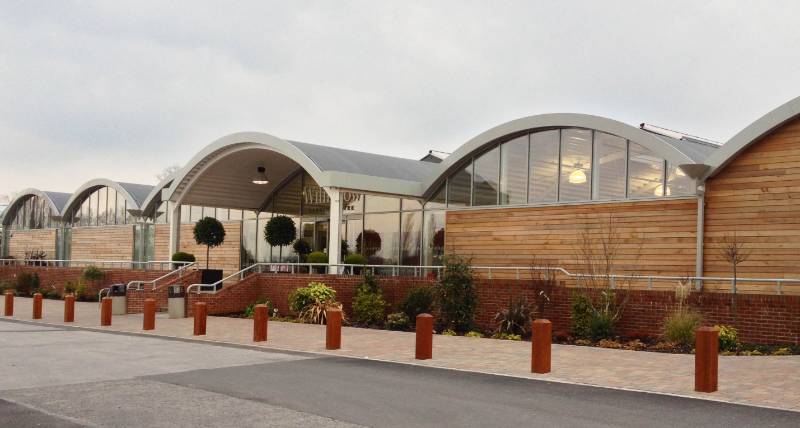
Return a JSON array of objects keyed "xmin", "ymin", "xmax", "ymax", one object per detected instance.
[{"xmin": 1, "ymin": 0, "xmax": 799, "ymax": 194}]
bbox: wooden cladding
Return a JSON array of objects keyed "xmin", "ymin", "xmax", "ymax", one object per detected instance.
[
  {"xmin": 153, "ymin": 222, "xmax": 242, "ymax": 276},
  {"xmin": 6, "ymin": 229, "xmax": 56, "ymax": 259},
  {"xmin": 445, "ymin": 199, "xmax": 698, "ymax": 279},
  {"xmin": 704, "ymin": 116, "xmax": 800, "ymax": 279},
  {"xmin": 71, "ymin": 226, "xmax": 134, "ymax": 261}
]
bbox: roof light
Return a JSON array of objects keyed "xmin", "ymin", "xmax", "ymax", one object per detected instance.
[{"xmin": 251, "ymin": 166, "xmax": 269, "ymax": 185}]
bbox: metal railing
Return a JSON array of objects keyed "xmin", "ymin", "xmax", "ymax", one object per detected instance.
[
  {"xmin": 126, "ymin": 262, "xmax": 198, "ymax": 292},
  {"xmin": 0, "ymin": 258, "xmax": 191, "ymax": 271}
]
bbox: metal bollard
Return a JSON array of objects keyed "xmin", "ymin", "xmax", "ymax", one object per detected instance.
[
  {"xmin": 415, "ymin": 313, "xmax": 433, "ymax": 360},
  {"xmin": 64, "ymin": 294, "xmax": 75, "ymax": 323},
  {"xmin": 531, "ymin": 319, "xmax": 552, "ymax": 374},
  {"xmin": 253, "ymin": 304, "xmax": 268, "ymax": 342},
  {"xmin": 325, "ymin": 308, "xmax": 342, "ymax": 350},
  {"xmin": 695, "ymin": 327, "xmax": 719, "ymax": 393},
  {"xmin": 193, "ymin": 302, "xmax": 207, "ymax": 336},
  {"xmin": 32, "ymin": 293, "xmax": 43, "ymax": 319},
  {"xmin": 5, "ymin": 290, "xmax": 14, "ymax": 317},
  {"xmin": 143, "ymin": 298, "xmax": 156, "ymax": 330},
  {"xmin": 100, "ymin": 297, "xmax": 112, "ymax": 326}
]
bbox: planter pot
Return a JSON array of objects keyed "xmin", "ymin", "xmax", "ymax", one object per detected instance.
[
  {"xmin": 200, "ymin": 269, "xmax": 223, "ymax": 287},
  {"xmin": 168, "ymin": 285, "xmax": 186, "ymax": 319}
]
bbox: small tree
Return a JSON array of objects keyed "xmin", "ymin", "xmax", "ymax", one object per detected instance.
[
  {"xmin": 719, "ymin": 232, "xmax": 750, "ymax": 329},
  {"xmin": 193, "ymin": 217, "xmax": 226, "ymax": 269},
  {"xmin": 435, "ymin": 254, "xmax": 477, "ymax": 333},
  {"xmin": 293, "ymin": 239, "xmax": 312, "ymax": 262},
  {"xmin": 265, "ymin": 215, "xmax": 296, "ymax": 261}
]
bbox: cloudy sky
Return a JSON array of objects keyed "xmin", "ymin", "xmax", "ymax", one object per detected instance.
[{"xmin": 1, "ymin": 0, "xmax": 799, "ymax": 200}]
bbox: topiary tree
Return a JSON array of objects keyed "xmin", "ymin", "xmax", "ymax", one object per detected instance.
[
  {"xmin": 356, "ymin": 229, "xmax": 381, "ymax": 257},
  {"xmin": 193, "ymin": 217, "xmax": 226, "ymax": 269},
  {"xmin": 293, "ymin": 239, "xmax": 312, "ymax": 262},
  {"xmin": 265, "ymin": 215, "xmax": 296, "ymax": 261}
]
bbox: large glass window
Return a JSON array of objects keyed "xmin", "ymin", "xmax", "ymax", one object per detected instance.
[
  {"xmin": 559, "ymin": 129, "xmax": 592, "ymax": 202},
  {"xmin": 500, "ymin": 135, "xmax": 529, "ymax": 205},
  {"xmin": 256, "ymin": 212, "xmax": 271, "ymax": 262},
  {"xmin": 423, "ymin": 210, "xmax": 446, "ymax": 266},
  {"xmin": 343, "ymin": 213, "xmax": 363, "ymax": 261},
  {"xmin": 241, "ymin": 218, "xmax": 257, "ymax": 266},
  {"xmin": 472, "ymin": 146, "xmax": 500, "ymax": 206},
  {"xmin": 97, "ymin": 187, "xmax": 108, "ymax": 226},
  {"xmin": 593, "ymin": 132, "xmax": 627, "ymax": 200},
  {"xmin": 666, "ymin": 162, "xmax": 695, "ymax": 196},
  {"xmin": 425, "ymin": 183, "xmax": 446, "ymax": 209},
  {"xmin": 116, "ymin": 190, "xmax": 126, "ymax": 224},
  {"xmin": 365, "ymin": 195, "xmax": 400, "ymax": 213},
  {"xmin": 628, "ymin": 143, "xmax": 665, "ymax": 198},
  {"xmin": 341, "ymin": 192, "xmax": 364, "ymax": 214},
  {"xmin": 401, "ymin": 211, "xmax": 421, "ymax": 265},
  {"xmin": 362, "ymin": 213, "xmax": 399, "ymax": 265},
  {"xmin": 88, "ymin": 191, "xmax": 98, "ymax": 226},
  {"xmin": 529, "ymin": 130, "xmax": 560, "ymax": 203},
  {"xmin": 447, "ymin": 163, "xmax": 472, "ymax": 207}
]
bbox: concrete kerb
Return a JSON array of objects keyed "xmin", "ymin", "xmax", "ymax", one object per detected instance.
[{"xmin": 1, "ymin": 317, "xmax": 796, "ymax": 414}]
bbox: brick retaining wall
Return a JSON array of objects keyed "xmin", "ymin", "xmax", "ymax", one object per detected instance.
[{"xmin": 0, "ymin": 265, "xmax": 169, "ymax": 298}]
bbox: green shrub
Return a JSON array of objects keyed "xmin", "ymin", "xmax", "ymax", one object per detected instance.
[
  {"xmin": 344, "ymin": 253, "xmax": 367, "ymax": 265},
  {"xmin": 716, "ymin": 324, "xmax": 740, "ymax": 352},
  {"xmin": 293, "ymin": 239, "xmax": 312, "ymax": 261},
  {"xmin": 244, "ymin": 299, "xmax": 272, "ymax": 318},
  {"xmin": 441, "ymin": 329, "xmax": 457, "ymax": 336},
  {"xmin": 494, "ymin": 297, "xmax": 532, "ymax": 336},
  {"xmin": 465, "ymin": 331, "xmax": 484, "ymax": 338},
  {"xmin": 663, "ymin": 310, "xmax": 702, "ymax": 346},
  {"xmin": 307, "ymin": 251, "xmax": 328, "ymax": 264},
  {"xmin": 570, "ymin": 292, "xmax": 593, "ymax": 339},
  {"xmin": 386, "ymin": 312, "xmax": 410, "ymax": 330},
  {"xmin": 571, "ymin": 290, "xmax": 622, "ymax": 340},
  {"xmin": 352, "ymin": 274, "xmax": 385, "ymax": 326},
  {"xmin": 15, "ymin": 272, "xmax": 40, "ymax": 296},
  {"xmin": 401, "ymin": 286, "xmax": 435, "ymax": 323},
  {"xmin": 491, "ymin": 332, "xmax": 522, "ymax": 341},
  {"xmin": 289, "ymin": 282, "xmax": 338, "ymax": 323},
  {"xmin": 82, "ymin": 265, "xmax": 104, "ymax": 281},
  {"xmin": 0, "ymin": 279, "xmax": 13, "ymax": 292},
  {"xmin": 435, "ymin": 255, "xmax": 478, "ymax": 333},
  {"xmin": 171, "ymin": 252, "xmax": 196, "ymax": 262}
]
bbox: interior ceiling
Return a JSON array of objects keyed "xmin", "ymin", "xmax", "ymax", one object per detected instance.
[{"xmin": 182, "ymin": 148, "xmax": 302, "ymax": 211}]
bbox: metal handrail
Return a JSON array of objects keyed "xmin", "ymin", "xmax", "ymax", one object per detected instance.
[
  {"xmin": 126, "ymin": 262, "xmax": 198, "ymax": 292},
  {"xmin": 0, "ymin": 258, "xmax": 192, "ymax": 270}
]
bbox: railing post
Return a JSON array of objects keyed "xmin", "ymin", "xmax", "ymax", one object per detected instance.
[
  {"xmin": 143, "ymin": 298, "xmax": 156, "ymax": 330},
  {"xmin": 253, "ymin": 304, "xmax": 268, "ymax": 342},
  {"xmin": 325, "ymin": 308, "xmax": 342, "ymax": 350},
  {"xmin": 64, "ymin": 294, "xmax": 75, "ymax": 322},
  {"xmin": 193, "ymin": 302, "xmax": 207, "ymax": 335},
  {"xmin": 531, "ymin": 319, "xmax": 552, "ymax": 374},
  {"xmin": 100, "ymin": 297, "xmax": 112, "ymax": 326},
  {"xmin": 695, "ymin": 326, "xmax": 719, "ymax": 393},
  {"xmin": 4, "ymin": 290, "xmax": 14, "ymax": 317},
  {"xmin": 415, "ymin": 313, "xmax": 433, "ymax": 360},
  {"xmin": 32, "ymin": 293, "xmax": 43, "ymax": 319}
]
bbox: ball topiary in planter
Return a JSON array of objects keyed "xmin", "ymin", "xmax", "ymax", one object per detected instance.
[
  {"xmin": 193, "ymin": 217, "xmax": 226, "ymax": 285},
  {"xmin": 307, "ymin": 251, "xmax": 328, "ymax": 273},
  {"xmin": 171, "ymin": 252, "xmax": 196, "ymax": 262},
  {"xmin": 344, "ymin": 253, "xmax": 367, "ymax": 274},
  {"xmin": 293, "ymin": 239, "xmax": 312, "ymax": 262},
  {"xmin": 265, "ymin": 215, "xmax": 296, "ymax": 261}
]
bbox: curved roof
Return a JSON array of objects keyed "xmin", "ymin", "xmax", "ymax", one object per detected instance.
[
  {"xmin": 703, "ymin": 95, "xmax": 800, "ymax": 178},
  {"xmin": 0, "ymin": 188, "xmax": 72, "ymax": 225},
  {"xmin": 139, "ymin": 173, "xmax": 176, "ymax": 218},
  {"xmin": 421, "ymin": 113, "xmax": 701, "ymax": 197},
  {"xmin": 163, "ymin": 132, "xmax": 438, "ymax": 205},
  {"xmin": 62, "ymin": 178, "xmax": 153, "ymax": 217}
]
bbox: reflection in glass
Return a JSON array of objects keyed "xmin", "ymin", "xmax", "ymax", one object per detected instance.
[
  {"xmin": 666, "ymin": 162, "xmax": 695, "ymax": 196},
  {"xmin": 241, "ymin": 219, "xmax": 257, "ymax": 266},
  {"xmin": 472, "ymin": 146, "xmax": 500, "ymax": 206},
  {"xmin": 529, "ymin": 130, "xmax": 559, "ymax": 202},
  {"xmin": 628, "ymin": 143, "xmax": 665, "ymax": 197},
  {"xmin": 363, "ymin": 212, "xmax": 399, "ymax": 265},
  {"xmin": 500, "ymin": 135, "xmax": 528, "ymax": 205},
  {"xmin": 593, "ymin": 132, "xmax": 627, "ymax": 200},
  {"xmin": 448, "ymin": 163, "xmax": 472, "ymax": 207},
  {"xmin": 401, "ymin": 211, "xmax": 421, "ymax": 265},
  {"xmin": 423, "ymin": 210, "xmax": 445, "ymax": 266},
  {"xmin": 424, "ymin": 183, "xmax": 446, "ymax": 209},
  {"xmin": 559, "ymin": 129, "xmax": 592, "ymax": 202}
]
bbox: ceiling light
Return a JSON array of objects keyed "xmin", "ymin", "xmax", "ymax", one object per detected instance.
[
  {"xmin": 252, "ymin": 166, "xmax": 269, "ymax": 185},
  {"xmin": 568, "ymin": 168, "xmax": 587, "ymax": 184}
]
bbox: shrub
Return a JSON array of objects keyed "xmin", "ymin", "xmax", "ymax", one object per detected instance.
[
  {"xmin": 435, "ymin": 255, "xmax": 477, "ymax": 333},
  {"xmin": 289, "ymin": 282, "xmax": 339, "ymax": 324},
  {"xmin": 293, "ymin": 239, "xmax": 312, "ymax": 262},
  {"xmin": 385, "ymin": 312, "xmax": 409, "ymax": 331},
  {"xmin": 15, "ymin": 272, "xmax": 40, "ymax": 296},
  {"xmin": 663, "ymin": 311, "xmax": 702, "ymax": 347},
  {"xmin": 570, "ymin": 292, "xmax": 593, "ymax": 339},
  {"xmin": 772, "ymin": 347, "xmax": 792, "ymax": 356},
  {"xmin": 352, "ymin": 274, "xmax": 385, "ymax": 327},
  {"xmin": 244, "ymin": 299, "xmax": 272, "ymax": 318},
  {"xmin": 571, "ymin": 290, "xmax": 623, "ymax": 340},
  {"xmin": 0, "ymin": 279, "xmax": 13, "ymax": 292},
  {"xmin": 344, "ymin": 253, "xmax": 367, "ymax": 265},
  {"xmin": 494, "ymin": 297, "xmax": 532, "ymax": 336},
  {"xmin": 193, "ymin": 217, "xmax": 226, "ymax": 269},
  {"xmin": 171, "ymin": 252, "xmax": 196, "ymax": 262},
  {"xmin": 307, "ymin": 251, "xmax": 328, "ymax": 264},
  {"xmin": 401, "ymin": 286, "xmax": 435, "ymax": 323},
  {"xmin": 491, "ymin": 332, "xmax": 522, "ymax": 341},
  {"xmin": 465, "ymin": 331, "xmax": 484, "ymax": 338},
  {"xmin": 441, "ymin": 329, "xmax": 457, "ymax": 336},
  {"xmin": 82, "ymin": 265, "xmax": 104, "ymax": 281},
  {"xmin": 716, "ymin": 324, "xmax": 740, "ymax": 352}
]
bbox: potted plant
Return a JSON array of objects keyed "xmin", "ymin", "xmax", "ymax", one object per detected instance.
[
  {"xmin": 293, "ymin": 239, "xmax": 312, "ymax": 262},
  {"xmin": 307, "ymin": 251, "xmax": 328, "ymax": 273},
  {"xmin": 265, "ymin": 215, "xmax": 296, "ymax": 262},
  {"xmin": 171, "ymin": 251, "xmax": 196, "ymax": 270},
  {"xmin": 193, "ymin": 217, "xmax": 226, "ymax": 286}
]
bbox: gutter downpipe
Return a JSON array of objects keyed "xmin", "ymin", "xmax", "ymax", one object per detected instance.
[{"xmin": 695, "ymin": 187, "xmax": 705, "ymax": 291}]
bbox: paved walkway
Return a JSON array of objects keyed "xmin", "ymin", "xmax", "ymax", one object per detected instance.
[{"xmin": 4, "ymin": 297, "xmax": 799, "ymax": 412}]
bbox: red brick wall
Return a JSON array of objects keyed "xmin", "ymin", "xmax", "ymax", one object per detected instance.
[
  {"xmin": 0, "ymin": 265, "xmax": 169, "ymax": 297},
  {"xmin": 126, "ymin": 270, "xmax": 201, "ymax": 313}
]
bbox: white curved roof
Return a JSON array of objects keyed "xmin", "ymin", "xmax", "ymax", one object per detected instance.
[
  {"xmin": 61, "ymin": 178, "xmax": 153, "ymax": 217},
  {"xmin": 0, "ymin": 188, "xmax": 72, "ymax": 225}
]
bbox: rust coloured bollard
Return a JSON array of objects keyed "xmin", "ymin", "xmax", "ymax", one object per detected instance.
[
  {"xmin": 695, "ymin": 326, "xmax": 719, "ymax": 393},
  {"xmin": 415, "ymin": 313, "xmax": 433, "ymax": 360},
  {"xmin": 32, "ymin": 293, "xmax": 43, "ymax": 319},
  {"xmin": 64, "ymin": 294, "xmax": 75, "ymax": 323},
  {"xmin": 193, "ymin": 302, "xmax": 207, "ymax": 336},
  {"xmin": 143, "ymin": 298, "xmax": 156, "ymax": 331},
  {"xmin": 100, "ymin": 297, "xmax": 112, "ymax": 326},
  {"xmin": 531, "ymin": 319, "xmax": 552, "ymax": 374},
  {"xmin": 4, "ymin": 290, "xmax": 14, "ymax": 317},
  {"xmin": 253, "ymin": 304, "xmax": 268, "ymax": 342},
  {"xmin": 325, "ymin": 308, "xmax": 342, "ymax": 350}
]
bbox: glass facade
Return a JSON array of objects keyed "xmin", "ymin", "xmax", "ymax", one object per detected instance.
[
  {"xmin": 6, "ymin": 195, "xmax": 57, "ymax": 230},
  {"xmin": 65, "ymin": 186, "xmax": 134, "ymax": 227}
]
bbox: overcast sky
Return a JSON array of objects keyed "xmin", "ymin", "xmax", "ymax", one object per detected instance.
[{"xmin": 1, "ymin": 1, "xmax": 799, "ymax": 201}]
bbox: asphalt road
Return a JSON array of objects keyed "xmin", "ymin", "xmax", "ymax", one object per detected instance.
[{"xmin": 0, "ymin": 319, "xmax": 796, "ymax": 427}]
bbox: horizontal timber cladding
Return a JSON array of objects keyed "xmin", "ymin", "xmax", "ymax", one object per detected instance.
[
  {"xmin": 445, "ymin": 198, "xmax": 698, "ymax": 282},
  {"xmin": 177, "ymin": 221, "xmax": 241, "ymax": 277},
  {"xmin": 71, "ymin": 225, "xmax": 134, "ymax": 261},
  {"xmin": 6, "ymin": 229, "xmax": 56, "ymax": 259},
  {"xmin": 704, "ymin": 116, "xmax": 800, "ymax": 279},
  {"xmin": 153, "ymin": 224, "xmax": 170, "ymax": 262}
]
